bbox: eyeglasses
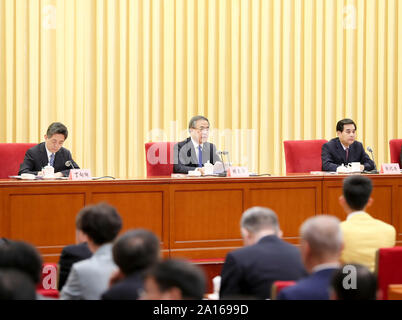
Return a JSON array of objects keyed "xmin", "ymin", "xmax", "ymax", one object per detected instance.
[{"xmin": 194, "ymin": 126, "xmax": 210, "ymax": 132}]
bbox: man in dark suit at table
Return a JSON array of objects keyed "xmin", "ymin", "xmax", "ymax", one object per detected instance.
[
  {"xmin": 173, "ymin": 115, "xmax": 221, "ymax": 174},
  {"xmin": 219, "ymin": 207, "xmax": 307, "ymax": 300},
  {"xmin": 400, "ymin": 146, "xmax": 402, "ymax": 167},
  {"xmin": 278, "ymin": 215, "xmax": 342, "ymax": 300},
  {"xmin": 321, "ymin": 118, "xmax": 375, "ymax": 172},
  {"xmin": 18, "ymin": 122, "xmax": 79, "ymax": 177}
]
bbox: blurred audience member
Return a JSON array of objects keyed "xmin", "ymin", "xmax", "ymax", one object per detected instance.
[
  {"xmin": 278, "ymin": 215, "xmax": 342, "ymax": 300},
  {"xmin": 102, "ymin": 229, "xmax": 160, "ymax": 300},
  {"xmin": 60, "ymin": 203, "xmax": 122, "ymax": 300},
  {"xmin": 142, "ymin": 259, "xmax": 206, "ymax": 300}
]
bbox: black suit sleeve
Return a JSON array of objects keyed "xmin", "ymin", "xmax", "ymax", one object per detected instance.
[
  {"xmin": 173, "ymin": 142, "xmax": 195, "ymax": 174},
  {"xmin": 18, "ymin": 148, "xmax": 40, "ymax": 175},
  {"xmin": 400, "ymin": 146, "xmax": 402, "ymax": 167},
  {"xmin": 219, "ymin": 253, "xmax": 243, "ymax": 299},
  {"xmin": 321, "ymin": 143, "xmax": 339, "ymax": 172},
  {"xmin": 360, "ymin": 148, "xmax": 375, "ymax": 171}
]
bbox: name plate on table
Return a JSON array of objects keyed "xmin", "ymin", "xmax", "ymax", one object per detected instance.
[
  {"xmin": 380, "ymin": 163, "xmax": 401, "ymax": 174},
  {"xmin": 69, "ymin": 169, "xmax": 92, "ymax": 180},
  {"xmin": 227, "ymin": 166, "xmax": 249, "ymax": 177}
]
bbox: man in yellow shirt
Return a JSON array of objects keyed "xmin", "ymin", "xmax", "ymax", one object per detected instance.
[{"xmin": 338, "ymin": 176, "xmax": 396, "ymax": 272}]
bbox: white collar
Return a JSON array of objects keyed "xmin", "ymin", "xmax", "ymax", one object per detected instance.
[
  {"xmin": 312, "ymin": 262, "xmax": 340, "ymax": 273},
  {"xmin": 340, "ymin": 142, "xmax": 350, "ymax": 150},
  {"xmin": 44, "ymin": 144, "xmax": 53, "ymax": 159},
  {"xmin": 191, "ymin": 137, "xmax": 203, "ymax": 150},
  {"xmin": 346, "ymin": 211, "xmax": 367, "ymax": 220}
]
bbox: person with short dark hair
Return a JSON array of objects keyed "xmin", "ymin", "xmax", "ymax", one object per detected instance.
[
  {"xmin": 142, "ymin": 259, "xmax": 206, "ymax": 300},
  {"xmin": 18, "ymin": 122, "xmax": 79, "ymax": 177},
  {"xmin": 339, "ymin": 176, "xmax": 395, "ymax": 271},
  {"xmin": 0, "ymin": 240, "xmax": 45, "ymax": 300},
  {"xmin": 0, "ymin": 240, "xmax": 43, "ymax": 285},
  {"xmin": 321, "ymin": 118, "xmax": 375, "ymax": 172},
  {"xmin": 101, "ymin": 229, "xmax": 160, "ymax": 300},
  {"xmin": 0, "ymin": 269, "xmax": 37, "ymax": 300},
  {"xmin": 219, "ymin": 207, "xmax": 307, "ymax": 300},
  {"xmin": 60, "ymin": 203, "xmax": 122, "ymax": 300},
  {"xmin": 330, "ymin": 264, "xmax": 378, "ymax": 300},
  {"xmin": 173, "ymin": 115, "xmax": 221, "ymax": 174}
]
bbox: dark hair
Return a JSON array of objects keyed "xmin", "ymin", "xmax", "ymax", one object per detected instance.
[
  {"xmin": 147, "ymin": 259, "xmax": 206, "ymax": 300},
  {"xmin": 113, "ymin": 229, "xmax": 160, "ymax": 275},
  {"xmin": 331, "ymin": 264, "xmax": 377, "ymax": 300},
  {"xmin": 343, "ymin": 176, "xmax": 373, "ymax": 210},
  {"xmin": 188, "ymin": 116, "xmax": 209, "ymax": 130},
  {"xmin": 46, "ymin": 122, "xmax": 68, "ymax": 139},
  {"xmin": 76, "ymin": 203, "xmax": 122, "ymax": 246},
  {"xmin": 0, "ymin": 240, "xmax": 43, "ymax": 284},
  {"xmin": 0, "ymin": 269, "xmax": 37, "ymax": 300},
  {"xmin": 336, "ymin": 119, "xmax": 356, "ymax": 133}
]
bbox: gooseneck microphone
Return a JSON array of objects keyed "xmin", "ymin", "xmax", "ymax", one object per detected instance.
[
  {"xmin": 217, "ymin": 151, "xmax": 230, "ymax": 177},
  {"xmin": 366, "ymin": 146, "xmax": 378, "ymax": 173},
  {"xmin": 65, "ymin": 160, "xmax": 76, "ymax": 169}
]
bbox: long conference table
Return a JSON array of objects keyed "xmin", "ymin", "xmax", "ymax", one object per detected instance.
[{"xmin": 0, "ymin": 174, "xmax": 401, "ymax": 263}]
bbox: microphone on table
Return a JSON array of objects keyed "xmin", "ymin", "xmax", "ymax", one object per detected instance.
[
  {"xmin": 217, "ymin": 151, "xmax": 230, "ymax": 177},
  {"xmin": 365, "ymin": 146, "xmax": 378, "ymax": 174},
  {"xmin": 65, "ymin": 160, "xmax": 77, "ymax": 169}
]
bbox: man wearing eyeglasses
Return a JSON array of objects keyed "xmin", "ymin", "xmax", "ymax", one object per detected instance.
[{"xmin": 173, "ymin": 115, "xmax": 221, "ymax": 174}]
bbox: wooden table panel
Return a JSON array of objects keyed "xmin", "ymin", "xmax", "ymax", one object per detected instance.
[
  {"xmin": 249, "ymin": 181, "xmax": 321, "ymax": 241},
  {"xmin": 171, "ymin": 188, "xmax": 244, "ymax": 244},
  {"xmin": 1, "ymin": 174, "xmax": 401, "ymax": 262},
  {"xmin": 91, "ymin": 191, "xmax": 166, "ymax": 247}
]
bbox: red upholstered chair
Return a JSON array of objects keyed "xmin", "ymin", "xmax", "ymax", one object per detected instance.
[
  {"xmin": 145, "ymin": 142, "xmax": 176, "ymax": 177},
  {"xmin": 375, "ymin": 247, "xmax": 402, "ymax": 300},
  {"xmin": 389, "ymin": 139, "xmax": 402, "ymax": 166},
  {"xmin": 271, "ymin": 280, "xmax": 296, "ymax": 300},
  {"xmin": 36, "ymin": 263, "xmax": 59, "ymax": 299},
  {"xmin": 0, "ymin": 143, "xmax": 36, "ymax": 178},
  {"xmin": 283, "ymin": 140, "xmax": 328, "ymax": 174}
]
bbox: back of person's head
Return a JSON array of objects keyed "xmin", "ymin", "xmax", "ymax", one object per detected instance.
[
  {"xmin": 76, "ymin": 203, "xmax": 122, "ymax": 246},
  {"xmin": 145, "ymin": 259, "xmax": 206, "ymax": 300},
  {"xmin": 0, "ymin": 269, "xmax": 37, "ymax": 300},
  {"xmin": 241, "ymin": 206, "xmax": 280, "ymax": 235},
  {"xmin": 46, "ymin": 122, "xmax": 68, "ymax": 139},
  {"xmin": 342, "ymin": 175, "xmax": 373, "ymax": 211},
  {"xmin": 113, "ymin": 229, "xmax": 160, "ymax": 276},
  {"xmin": 331, "ymin": 264, "xmax": 377, "ymax": 300},
  {"xmin": 0, "ymin": 240, "xmax": 43, "ymax": 284},
  {"xmin": 336, "ymin": 118, "xmax": 356, "ymax": 133},
  {"xmin": 300, "ymin": 215, "xmax": 343, "ymax": 259}
]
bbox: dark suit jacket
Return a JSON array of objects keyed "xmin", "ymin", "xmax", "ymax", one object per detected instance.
[
  {"xmin": 400, "ymin": 146, "xmax": 402, "ymax": 167},
  {"xmin": 173, "ymin": 137, "xmax": 221, "ymax": 174},
  {"xmin": 277, "ymin": 267, "xmax": 339, "ymax": 300},
  {"xmin": 57, "ymin": 243, "xmax": 92, "ymax": 291},
  {"xmin": 219, "ymin": 235, "xmax": 307, "ymax": 300},
  {"xmin": 18, "ymin": 142, "xmax": 79, "ymax": 177},
  {"xmin": 101, "ymin": 273, "xmax": 144, "ymax": 300},
  {"xmin": 321, "ymin": 138, "xmax": 374, "ymax": 172}
]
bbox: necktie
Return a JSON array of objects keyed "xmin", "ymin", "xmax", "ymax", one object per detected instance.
[
  {"xmin": 345, "ymin": 148, "xmax": 349, "ymax": 162},
  {"xmin": 198, "ymin": 145, "xmax": 202, "ymax": 167},
  {"xmin": 49, "ymin": 153, "xmax": 55, "ymax": 167}
]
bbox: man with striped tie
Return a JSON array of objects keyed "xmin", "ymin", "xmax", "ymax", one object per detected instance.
[
  {"xmin": 173, "ymin": 116, "xmax": 221, "ymax": 174},
  {"xmin": 18, "ymin": 122, "xmax": 79, "ymax": 177}
]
